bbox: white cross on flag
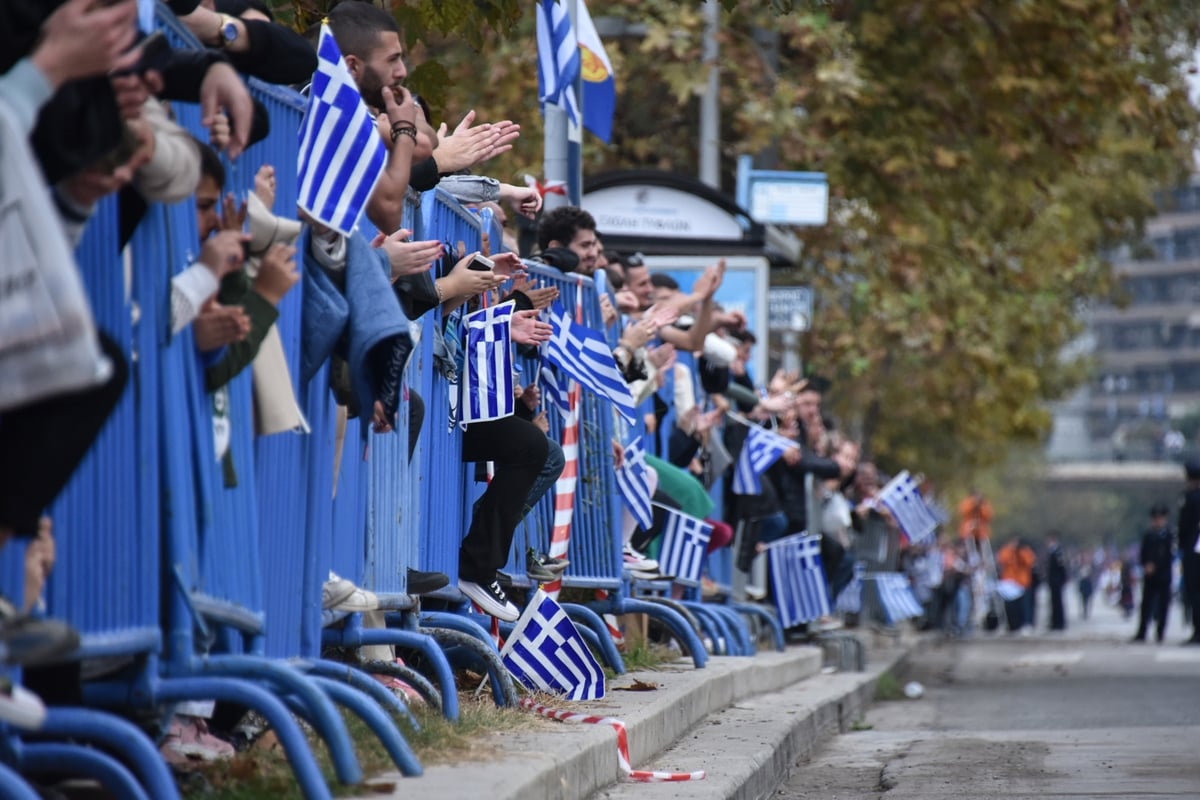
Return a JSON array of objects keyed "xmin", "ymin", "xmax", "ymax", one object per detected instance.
[
  {"xmin": 501, "ymin": 589, "xmax": 605, "ymax": 700},
  {"xmin": 656, "ymin": 505, "xmax": 712, "ymax": 586},
  {"xmin": 767, "ymin": 533, "xmax": 830, "ymax": 628},
  {"xmin": 876, "ymin": 470, "xmax": 938, "ymax": 545},
  {"xmin": 297, "ymin": 24, "xmax": 388, "ymax": 236},
  {"xmin": 542, "ymin": 301, "xmax": 637, "ymax": 424},
  {"xmin": 615, "ymin": 437, "xmax": 654, "ymax": 531},
  {"xmin": 459, "ymin": 301, "xmax": 516, "ymax": 426},
  {"xmin": 732, "ymin": 424, "xmax": 795, "ymax": 495}
]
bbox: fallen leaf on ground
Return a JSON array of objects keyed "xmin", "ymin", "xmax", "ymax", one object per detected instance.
[{"xmin": 612, "ymin": 679, "xmax": 658, "ymax": 692}]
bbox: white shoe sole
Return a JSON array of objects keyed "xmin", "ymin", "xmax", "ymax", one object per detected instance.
[
  {"xmin": 458, "ymin": 581, "xmax": 520, "ymax": 621},
  {"xmin": 0, "ymin": 685, "xmax": 46, "ymax": 730}
]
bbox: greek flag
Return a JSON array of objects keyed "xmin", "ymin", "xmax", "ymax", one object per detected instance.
[
  {"xmin": 297, "ymin": 24, "xmax": 387, "ymax": 237},
  {"xmin": 767, "ymin": 533, "xmax": 830, "ymax": 628},
  {"xmin": 835, "ymin": 562, "xmax": 865, "ymax": 614},
  {"xmin": 732, "ymin": 424, "xmax": 795, "ymax": 495},
  {"xmin": 615, "ymin": 437, "xmax": 654, "ymax": 531},
  {"xmin": 460, "ymin": 301, "xmax": 516, "ymax": 426},
  {"xmin": 876, "ymin": 471, "xmax": 939, "ymax": 545},
  {"xmin": 540, "ymin": 363, "xmax": 572, "ymax": 418},
  {"xmin": 657, "ymin": 506, "xmax": 712, "ymax": 586},
  {"xmin": 543, "ymin": 301, "xmax": 636, "ymax": 424},
  {"xmin": 501, "ymin": 589, "xmax": 605, "ymax": 700},
  {"xmin": 535, "ymin": 0, "xmax": 581, "ymax": 124},
  {"xmin": 873, "ymin": 572, "xmax": 924, "ymax": 623}
]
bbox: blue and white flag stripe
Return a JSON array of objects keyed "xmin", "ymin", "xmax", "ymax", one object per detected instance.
[
  {"xmin": 732, "ymin": 424, "xmax": 795, "ymax": 495},
  {"xmin": 616, "ymin": 438, "xmax": 654, "ymax": 531},
  {"xmin": 656, "ymin": 505, "xmax": 712, "ymax": 586},
  {"xmin": 767, "ymin": 533, "xmax": 831, "ymax": 627},
  {"xmin": 460, "ymin": 301, "xmax": 516, "ymax": 427},
  {"xmin": 873, "ymin": 572, "xmax": 924, "ymax": 623},
  {"xmin": 297, "ymin": 25, "xmax": 387, "ymax": 236},
  {"xmin": 543, "ymin": 301, "xmax": 637, "ymax": 424},
  {"xmin": 540, "ymin": 363, "xmax": 573, "ymax": 418},
  {"xmin": 501, "ymin": 590, "xmax": 605, "ymax": 700},
  {"xmin": 876, "ymin": 470, "xmax": 938, "ymax": 545},
  {"xmin": 835, "ymin": 562, "xmax": 865, "ymax": 615},
  {"xmin": 536, "ymin": 0, "xmax": 581, "ymax": 123}
]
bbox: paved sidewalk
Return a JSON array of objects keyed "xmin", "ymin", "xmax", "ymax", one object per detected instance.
[{"xmin": 349, "ymin": 632, "xmax": 914, "ymax": 800}]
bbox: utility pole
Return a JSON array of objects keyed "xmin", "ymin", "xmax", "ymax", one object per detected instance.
[{"xmin": 699, "ymin": 0, "xmax": 720, "ymax": 188}]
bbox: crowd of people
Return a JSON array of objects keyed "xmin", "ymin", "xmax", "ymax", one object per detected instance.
[
  {"xmin": 890, "ymin": 480, "xmax": 1200, "ymax": 645},
  {"xmin": 0, "ymin": 0, "xmax": 910, "ymax": 756}
]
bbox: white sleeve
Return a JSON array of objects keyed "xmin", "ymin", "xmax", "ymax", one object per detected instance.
[{"xmin": 170, "ymin": 263, "xmax": 220, "ymax": 334}]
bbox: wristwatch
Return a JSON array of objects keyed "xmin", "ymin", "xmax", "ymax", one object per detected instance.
[{"xmin": 216, "ymin": 14, "xmax": 239, "ymax": 48}]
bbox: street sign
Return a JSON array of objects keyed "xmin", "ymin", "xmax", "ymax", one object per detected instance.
[
  {"xmin": 736, "ymin": 156, "xmax": 829, "ymax": 227},
  {"xmin": 768, "ymin": 286, "xmax": 813, "ymax": 332}
]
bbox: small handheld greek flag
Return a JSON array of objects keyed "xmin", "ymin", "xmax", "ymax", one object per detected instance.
[
  {"xmin": 297, "ymin": 24, "xmax": 388, "ymax": 236},
  {"xmin": 657, "ymin": 506, "xmax": 712, "ymax": 586},
  {"xmin": 543, "ymin": 301, "xmax": 636, "ymax": 424},
  {"xmin": 876, "ymin": 470, "xmax": 938, "ymax": 545},
  {"xmin": 732, "ymin": 424, "xmax": 795, "ymax": 495},
  {"xmin": 501, "ymin": 589, "xmax": 605, "ymax": 700},
  {"xmin": 615, "ymin": 437, "xmax": 654, "ymax": 531},
  {"xmin": 460, "ymin": 301, "xmax": 516, "ymax": 427},
  {"xmin": 873, "ymin": 572, "xmax": 924, "ymax": 623},
  {"xmin": 835, "ymin": 562, "xmax": 865, "ymax": 614},
  {"xmin": 540, "ymin": 362, "xmax": 573, "ymax": 418},
  {"xmin": 767, "ymin": 533, "xmax": 830, "ymax": 628}
]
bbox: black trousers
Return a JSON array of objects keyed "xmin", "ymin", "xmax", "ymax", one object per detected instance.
[
  {"xmin": 1136, "ymin": 578, "xmax": 1170, "ymax": 640},
  {"xmin": 1183, "ymin": 555, "xmax": 1200, "ymax": 640},
  {"xmin": 0, "ymin": 332, "xmax": 128, "ymax": 536},
  {"xmin": 458, "ymin": 415, "xmax": 548, "ymax": 583},
  {"xmin": 1049, "ymin": 582, "xmax": 1066, "ymax": 630}
]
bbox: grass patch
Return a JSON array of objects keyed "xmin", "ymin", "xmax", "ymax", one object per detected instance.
[
  {"xmin": 614, "ymin": 640, "xmax": 678, "ymax": 674},
  {"xmin": 849, "ymin": 718, "xmax": 874, "ymax": 732},
  {"xmin": 872, "ymin": 671, "xmax": 904, "ymax": 702},
  {"xmin": 179, "ymin": 693, "xmax": 546, "ymax": 799}
]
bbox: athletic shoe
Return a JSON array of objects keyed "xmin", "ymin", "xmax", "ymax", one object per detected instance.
[
  {"xmin": 458, "ymin": 579, "xmax": 520, "ymax": 621},
  {"xmin": 322, "ymin": 573, "xmax": 357, "ymax": 610},
  {"xmin": 324, "ymin": 572, "xmax": 379, "ymax": 612},
  {"xmin": 0, "ymin": 610, "xmax": 79, "ymax": 668},
  {"xmin": 406, "ymin": 568, "xmax": 450, "ymax": 595},
  {"xmin": 622, "ymin": 544, "xmax": 658, "ymax": 572},
  {"xmin": 527, "ymin": 548, "xmax": 569, "ymax": 573},
  {"xmin": 525, "ymin": 560, "xmax": 559, "ymax": 583},
  {"xmin": 0, "ymin": 678, "xmax": 45, "ymax": 730}
]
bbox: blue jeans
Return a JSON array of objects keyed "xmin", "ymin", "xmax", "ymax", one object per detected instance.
[{"xmin": 523, "ymin": 437, "xmax": 565, "ymax": 516}]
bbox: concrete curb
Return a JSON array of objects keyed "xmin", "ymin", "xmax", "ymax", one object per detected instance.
[
  {"xmin": 594, "ymin": 639, "xmax": 914, "ymax": 800},
  {"xmin": 350, "ymin": 646, "xmax": 824, "ymax": 800}
]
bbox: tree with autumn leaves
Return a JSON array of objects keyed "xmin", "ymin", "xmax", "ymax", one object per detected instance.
[{"xmin": 274, "ymin": 0, "xmax": 1200, "ymax": 491}]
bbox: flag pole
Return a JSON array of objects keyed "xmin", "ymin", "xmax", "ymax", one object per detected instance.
[{"xmin": 544, "ymin": 103, "xmax": 570, "ymax": 213}]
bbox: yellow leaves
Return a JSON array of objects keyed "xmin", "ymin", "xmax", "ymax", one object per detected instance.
[{"xmin": 933, "ymin": 147, "xmax": 960, "ymax": 168}]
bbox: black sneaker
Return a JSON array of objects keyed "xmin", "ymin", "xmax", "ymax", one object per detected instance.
[
  {"xmin": 406, "ymin": 568, "xmax": 450, "ymax": 595},
  {"xmin": 527, "ymin": 548, "xmax": 569, "ymax": 573},
  {"xmin": 458, "ymin": 579, "xmax": 520, "ymax": 621},
  {"xmin": 0, "ymin": 615, "xmax": 80, "ymax": 668}
]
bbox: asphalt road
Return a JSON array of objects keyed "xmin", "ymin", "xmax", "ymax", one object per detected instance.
[{"xmin": 778, "ymin": 589, "xmax": 1200, "ymax": 799}]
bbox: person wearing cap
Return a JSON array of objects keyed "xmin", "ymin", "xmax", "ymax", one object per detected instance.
[
  {"xmin": 1132, "ymin": 503, "xmax": 1174, "ymax": 643},
  {"xmin": 1179, "ymin": 459, "xmax": 1200, "ymax": 644}
]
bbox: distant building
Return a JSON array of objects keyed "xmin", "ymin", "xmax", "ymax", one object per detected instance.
[{"xmin": 1048, "ymin": 180, "xmax": 1200, "ymax": 462}]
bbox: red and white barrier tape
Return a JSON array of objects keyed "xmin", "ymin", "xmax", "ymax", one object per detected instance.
[{"xmin": 519, "ymin": 698, "xmax": 706, "ymax": 783}]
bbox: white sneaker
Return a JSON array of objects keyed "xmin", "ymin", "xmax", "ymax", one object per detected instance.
[
  {"xmin": 0, "ymin": 679, "xmax": 45, "ymax": 730},
  {"xmin": 459, "ymin": 579, "xmax": 519, "ymax": 621},
  {"xmin": 324, "ymin": 571, "xmax": 379, "ymax": 612},
  {"xmin": 322, "ymin": 573, "xmax": 356, "ymax": 610},
  {"xmin": 623, "ymin": 544, "xmax": 658, "ymax": 572}
]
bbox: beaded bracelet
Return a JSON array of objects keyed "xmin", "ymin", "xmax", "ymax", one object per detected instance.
[{"xmin": 390, "ymin": 122, "xmax": 418, "ymax": 145}]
